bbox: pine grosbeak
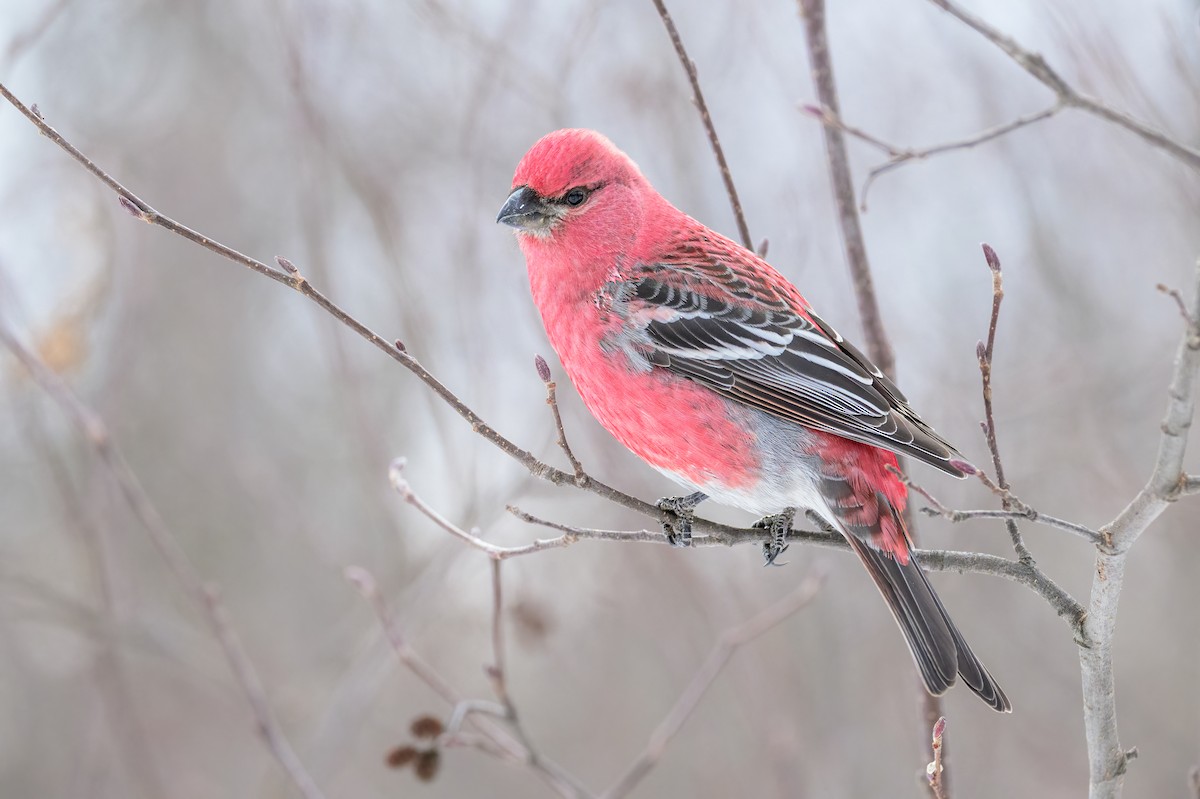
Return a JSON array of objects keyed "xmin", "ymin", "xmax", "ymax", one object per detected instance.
[{"xmin": 498, "ymin": 129, "xmax": 1008, "ymax": 712}]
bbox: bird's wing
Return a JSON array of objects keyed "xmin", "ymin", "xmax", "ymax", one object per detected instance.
[{"xmin": 619, "ymin": 240, "xmax": 966, "ymax": 477}]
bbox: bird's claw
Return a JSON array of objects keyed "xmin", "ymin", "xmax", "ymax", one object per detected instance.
[
  {"xmin": 755, "ymin": 508, "xmax": 796, "ymax": 567},
  {"xmin": 657, "ymin": 492, "xmax": 706, "ymax": 548}
]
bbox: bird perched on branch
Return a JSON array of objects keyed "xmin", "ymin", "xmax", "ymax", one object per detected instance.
[{"xmin": 498, "ymin": 129, "xmax": 1009, "ymax": 712}]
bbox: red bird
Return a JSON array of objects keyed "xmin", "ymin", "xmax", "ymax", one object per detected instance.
[{"xmin": 498, "ymin": 129, "xmax": 1009, "ymax": 712}]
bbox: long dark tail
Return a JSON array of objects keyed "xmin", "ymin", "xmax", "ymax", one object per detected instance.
[{"xmin": 846, "ymin": 535, "xmax": 1011, "ymax": 712}]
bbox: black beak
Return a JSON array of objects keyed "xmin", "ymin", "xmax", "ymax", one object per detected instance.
[{"xmin": 497, "ymin": 185, "xmax": 549, "ymax": 230}]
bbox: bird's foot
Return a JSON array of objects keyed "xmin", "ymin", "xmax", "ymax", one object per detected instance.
[
  {"xmin": 657, "ymin": 491, "xmax": 707, "ymax": 548},
  {"xmin": 755, "ymin": 508, "xmax": 796, "ymax": 566}
]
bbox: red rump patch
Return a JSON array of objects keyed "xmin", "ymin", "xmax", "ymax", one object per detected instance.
[{"xmin": 813, "ymin": 435, "xmax": 912, "ymax": 564}]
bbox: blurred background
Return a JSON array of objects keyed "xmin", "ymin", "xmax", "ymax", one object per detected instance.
[{"xmin": 2, "ymin": 0, "xmax": 1199, "ymax": 796}]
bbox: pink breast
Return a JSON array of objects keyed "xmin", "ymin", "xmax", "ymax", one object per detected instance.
[{"xmin": 542, "ymin": 298, "xmax": 760, "ymax": 491}]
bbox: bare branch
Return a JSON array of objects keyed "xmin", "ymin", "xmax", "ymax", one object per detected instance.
[
  {"xmin": 1157, "ymin": 283, "xmax": 1195, "ymax": 327},
  {"xmin": 975, "ymin": 244, "xmax": 1035, "ymax": 564},
  {"xmin": 917, "ymin": 548, "xmax": 1084, "ymax": 635},
  {"xmin": 0, "ymin": 316, "xmax": 327, "ymax": 799},
  {"xmin": 648, "ymin": 0, "xmax": 752, "ymax": 250},
  {"xmin": 390, "ymin": 459, "xmax": 580, "ymax": 558},
  {"xmin": 1080, "ymin": 260, "xmax": 1200, "ymax": 798},
  {"xmin": 506, "ymin": 504, "xmax": 1085, "ymax": 636},
  {"xmin": 536, "ymin": 356, "xmax": 586, "ymax": 482},
  {"xmin": 487, "ymin": 560, "xmax": 591, "ymax": 798},
  {"xmin": 0, "ymin": 81, "xmax": 755, "ymax": 548},
  {"xmin": 926, "ymin": 0, "xmax": 1200, "ymax": 172},
  {"xmin": 859, "ymin": 104, "xmax": 1062, "ymax": 211},
  {"xmin": 506, "ymin": 503, "xmax": 840, "ymax": 549},
  {"xmin": 0, "ymin": 84, "xmax": 1091, "ymax": 693},
  {"xmin": 797, "ymin": 0, "xmax": 892, "ymax": 377},
  {"xmin": 798, "ymin": 0, "xmax": 943, "ymax": 766},
  {"xmin": 919, "ymin": 507, "xmax": 1101, "ymax": 545},
  {"xmin": 890, "ymin": 465, "xmax": 1101, "ymax": 544},
  {"xmin": 345, "ymin": 567, "xmax": 590, "ymax": 797},
  {"xmin": 602, "ymin": 568, "xmax": 827, "ymax": 799},
  {"xmin": 927, "ymin": 716, "xmax": 948, "ymax": 799},
  {"xmin": 801, "ymin": 104, "xmax": 902, "ymax": 157},
  {"xmin": 803, "ymin": 103, "xmax": 1063, "ymax": 212}
]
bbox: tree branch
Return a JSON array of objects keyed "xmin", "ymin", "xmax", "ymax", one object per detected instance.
[
  {"xmin": 601, "ymin": 568, "xmax": 827, "ymax": 799},
  {"xmin": 649, "ymin": 0, "xmax": 752, "ymax": 250},
  {"xmin": 927, "ymin": 716, "xmax": 948, "ymax": 799},
  {"xmin": 536, "ymin": 355, "xmax": 585, "ymax": 482},
  {"xmin": 1080, "ymin": 261, "xmax": 1200, "ymax": 798},
  {"xmin": 926, "ymin": 0, "xmax": 1200, "ymax": 172},
  {"xmin": 797, "ymin": 0, "xmax": 946, "ymax": 774},
  {"xmin": 803, "ymin": 102, "xmax": 1062, "ymax": 212},
  {"xmin": 0, "ymin": 314, "xmax": 327, "ymax": 799},
  {"xmin": 0, "ymin": 80, "xmax": 748, "ymax": 547},
  {"xmin": 487, "ymin": 560, "xmax": 591, "ymax": 798},
  {"xmin": 796, "ymin": 0, "xmax": 892, "ymax": 377},
  {"xmin": 344, "ymin": 567, "xmax": 591, "ymax": 797},
  {"xmin": 976, "ymin": 244, "xmax": 1035, "ymax": 564}
]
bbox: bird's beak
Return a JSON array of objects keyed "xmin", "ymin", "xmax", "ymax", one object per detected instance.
[{"xmin": 497, "ymin": 186, "xmax": 552, "ymax": 231}]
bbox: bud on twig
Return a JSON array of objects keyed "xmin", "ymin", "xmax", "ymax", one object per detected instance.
[
  {"xmin": 275, "ymin": 255, "xmax": 299, "ymax": 274},
  {"xmin": 118, "ymin": 195, "xmax": 148, "ymax": 221},
  {"xmin": 948, "ymin": 458, "xmax": 977, "ymax": 476},
  {"xmin": 535, "ymin": 354, "xmax": 552, "ymax": 383},
  {"xmin": 981, "ymin": 242, "xmax": 1001, "ymax": 272},
  {"xmin": 388, "ymin": 457, "xmax": 411, "ymax": 498}
]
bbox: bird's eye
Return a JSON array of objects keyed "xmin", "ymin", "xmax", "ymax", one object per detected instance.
[{"xmin": 564, "ymin": 187, "xmax": 588, "ymax": 206}]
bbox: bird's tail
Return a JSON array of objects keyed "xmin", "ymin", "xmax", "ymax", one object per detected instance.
[{"xmin": 844, "ymin": 532, "xmax": 1011, "ymax": 712}]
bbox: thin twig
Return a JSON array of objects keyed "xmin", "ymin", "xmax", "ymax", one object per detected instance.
[
  {"xmin": 649, "ymin": 0, "xmax": 752, "ymax": 250},
  {"xmin": 487, "ymin": 561, "xmax": 588, "ymax": 798},
  {"xmin": 916, "ymin": 549, "xmax": 1084, "ymax": 636},
  {"xmin": 0, "ymin": 82, "xmax": 1091, "ymax": 723},
  {"xmin": 976, "ymin": 244, "xmax": 1035, "ymax": 564},
  {"xmin": 1157, "ymin": 283, "xmax": 1194, "ymax": 327},
  {"xmin": 801, "ymin": 104, "xmax": 901, "ymax": 156},
  {"xmin": 602, "ymin": 568, "xmax": 827, "ymax": 799},
  {"xmin": 860, "ymin": 104, "xmax": 1061, "ymax": 212},
  {"xmin": 926, "ymin": 0, "xmax": 1200, "ymax": 172},
  {"xmin": 536, "ymin": 355, "xmax": 585, "ymax": 482},
  {"xmin": 797, "ymin": 0, "xmax": 893, "ymax": 378},
  {"xmin": 889, "ymin": 465, "xmax": 1101, "ymax": 544},
  {"xmin": 507, "ymin": 505, "xmax": 1085, "ymax": 635},
  {"xmin": 803, "ymin": 102, "xmax": 1063, "ymax": 212},
  {"xmin": 0, "ymin": 318, "xmax": 327, "ymax": 799},
  {"xmin": 927, "ymin": 716, "xmax": 948, "ymax": 799},
  {"xmin": 1079, "ymin": 261, "xmax": 1200, "ymax": 798},
  {"xmin": 797, "ymin": 0, "xmax": 942, "ymax": 771},
  {"xmin": 919, "ymin": 507, "xmax": 1100, "ymax": 544},
  {"xmin": 344, "ymin": 567, "xmax": 590, "ymax": 797},
  {"xmin": 0, "ymin": 81, "xmax": 752, "ymax": 547}
]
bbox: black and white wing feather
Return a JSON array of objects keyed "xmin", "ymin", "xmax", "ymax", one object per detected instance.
[{"xmin": 625, "ymin": 274, "xmax": 967, "ymax": 477}]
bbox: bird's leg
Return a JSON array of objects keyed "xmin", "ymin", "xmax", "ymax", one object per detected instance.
[
  {"xmin": 755, "ymin": 507, "xmax": 797, "ymax": 567},
  {"xmin": 656, "ymin": 491, "xmax": 707, "ymax": 547},
  {"xmin": 804, "ymin": 509, "xmax": 839, "ymax": 535}
]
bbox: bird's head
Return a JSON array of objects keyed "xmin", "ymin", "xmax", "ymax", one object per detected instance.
[{"xmin": 497, "ymin": 129, "xmax": 648, "ymax": 245}]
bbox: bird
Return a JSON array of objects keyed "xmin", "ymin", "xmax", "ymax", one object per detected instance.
[{"xmin": 497, "ymin": 128, "xmax": 1009, "ymax": 712}]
